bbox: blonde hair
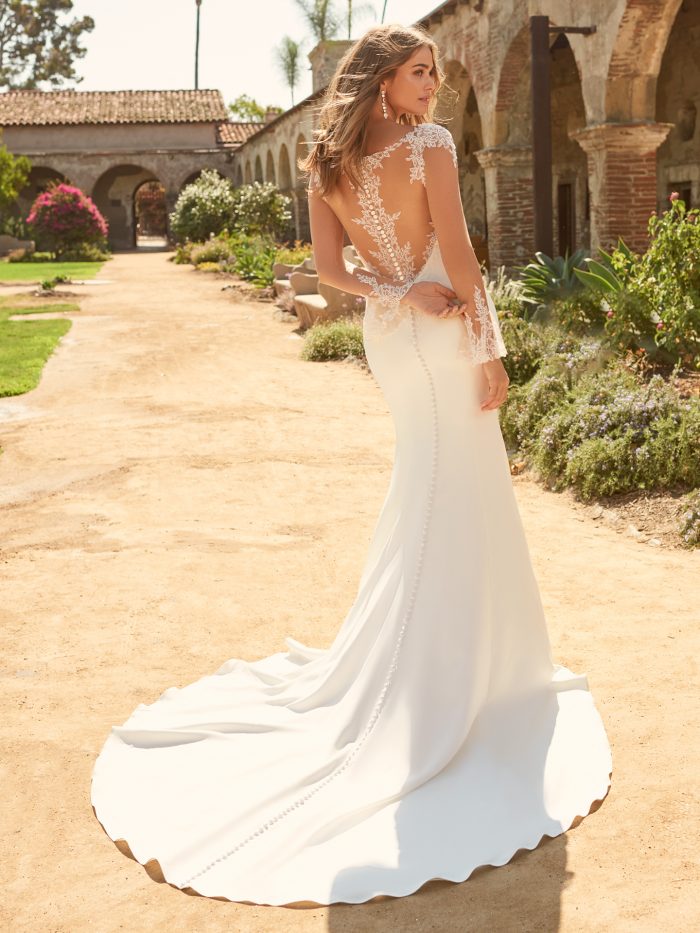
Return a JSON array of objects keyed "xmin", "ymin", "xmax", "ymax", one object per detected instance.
[{"xmin": 297, "ymin": 23, "xmax": 449, "ymax": 196}]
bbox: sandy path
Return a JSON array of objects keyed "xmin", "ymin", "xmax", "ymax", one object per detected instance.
[{"xmin": 1, "ymin": 252, "xmax": 698, "ymax": 932}]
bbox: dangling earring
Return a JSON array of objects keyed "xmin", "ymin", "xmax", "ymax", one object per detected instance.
[{"xmin": 381, "ymin": 88, "xmax": 388, "ymax": 120}]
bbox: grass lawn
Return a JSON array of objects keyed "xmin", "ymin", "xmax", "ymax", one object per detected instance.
[
  {"xmin": 0, "ymin": 260, "xmax": 105, "ymax": 282},
  {"xmin": 0, "ymin": 296, "xmax": 77, "ymax": 396}
]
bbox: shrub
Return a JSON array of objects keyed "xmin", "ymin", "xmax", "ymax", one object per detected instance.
[
  {"xmin": 275, "ymin": 241, "xmax": 313, "ymax": 266},
  {"xmin": 222, "ymin": 232, "xmax": 278, "ymax": 287},
  {"xmin": 499, "ymin": 315, "xmax": 547, "ymax": 386},
  {"xmin": 529, "ymin": 366, "xmax": 700, "ymax": 499},
  {"xmin": 500, "ymin": 370, "xmax": 569, "ymax": 453},
  {"xmin": 26, "ymin": 184, "xmax": 108, "ymax": 259},
  {"xmin": 8, "ymin": 250, "xmax": 54, "ymax": 263},
  {"xmin": 602, "ymin": 195, "xmax": 700, "ymax": 368},
  {"xmin": 516, "ymin": 248, "xmax": 590, "ymax": 306},
  {"xmin": 301, "ymin": 318, "xmax": 366, "ymax": 362},
  {"xmin": 57, "ymin": 242, "xmax": 110, "ymax": 261},
  {"xmin": 231, "ymin": 182, "xmax": 292, "ymax": 238},
  {"xmin": 548, "ymin": 289, "xmax": 609, "ymax": 335},
  {"xmin": 190, "ymin": 238, "xmax": 233, "ymax": 266},
  {"xmin": 169, "ymin": 170, "xmax": 236, "ymax": 243}
]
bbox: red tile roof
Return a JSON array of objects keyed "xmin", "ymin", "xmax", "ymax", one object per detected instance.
[
  {"xmin": 215, "ymin": 121, "xmax": 263, "ymax": 147},
  {"xmin": 0, "ymin": 89, "xmax": 229, "ymax": 126}
]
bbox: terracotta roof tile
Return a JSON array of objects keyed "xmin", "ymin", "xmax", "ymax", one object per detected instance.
[
  {"xmin": 215, "ymin": 121, "xmax": 263, "ymax": 147},
  {"xmin": 0, "ymin": 89, "xmax": 229, "ymax": 126}
]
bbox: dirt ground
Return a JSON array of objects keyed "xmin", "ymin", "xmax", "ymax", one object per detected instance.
[{"xmin": 2, "ymin": 252, "xmax": 698, "ymax": 932}]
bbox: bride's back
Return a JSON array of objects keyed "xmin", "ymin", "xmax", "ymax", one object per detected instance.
[{"xmin": 314, "ymin": 123, "xmax": 458, "ymax": 283}]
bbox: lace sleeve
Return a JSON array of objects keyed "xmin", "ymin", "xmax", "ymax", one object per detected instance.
[
  {"xmin": 462, "ymin": 284, "xmax": 508, "ymax": 364},
  {"xmin": 421, "ymin": 124, "xmax": 507, "ymax": 364}
]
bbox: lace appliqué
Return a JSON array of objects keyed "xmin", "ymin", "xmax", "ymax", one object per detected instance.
[
  {"xmin": 356, "ymin": 271, "xmax": 413, "ymax": 310},
  {"xmin": 406, "ymin": 124, "xmax": 458, "ymax": 185},
  {"xmin": 459, "ymin": 285, "xmax": 508, "ymax": 364}
]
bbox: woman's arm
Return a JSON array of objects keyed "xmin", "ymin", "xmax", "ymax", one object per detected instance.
[{"xmin": 423, "ymin": 140, "xmax": 507, "ymax": 364}]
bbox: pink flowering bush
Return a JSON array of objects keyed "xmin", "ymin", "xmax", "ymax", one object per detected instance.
[{"xmin": 26, "ymin": 184, "xmax": 108, "ymax": 259}]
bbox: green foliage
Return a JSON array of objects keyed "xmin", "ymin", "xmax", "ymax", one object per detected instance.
[
  {"xmin": 678, "ymin": 488, "xmax": 700, "ymax": 548},
  {"xmin": 275, "ymin": 241, "xmax": 313, "ymax": 265},
  {"xmin": 483, "ymin": 263, "xmax": 532, "ymax": 320},
  {"xmin": 527, "ymin": 365, "xmax": 700, "ymax": 500},
  {"xmin": 516, "ymin": 248, "xmax": 589, "ymax": 307},
  {"xmin": 500, "ymin": 370, "xmax": 570, "ymax": 454},
  {"xmin": 231, "ymin": 182, "xmax": 292, "ymax": 239},
  {"xmin": 0, "ymin": 130, "xmax": 31, "ymax": 215},
  {"xmin": 56, "ymin": 241, "xmax": 110, "ymax": 261},
  {"xmin": 189, "ymin": 238, "xmax": 233, "ymax": 266},
  {"xmin": 169, "ymin": 170, "xmax": 237, "ymax": 243},
  {"xmin": 498, "ymin": 314, "xmax": 547, "ymax": 386},
  {"xmin": 301, "ymin": 317, "xmax": 366, "ymax": 362},
  {"xmin": 547, "ymin": 289, "xmax": 609, "ymax": 335},
  {"xmin": 227, "ymin": 93, "xmax": 266, "ymax": 122},
  {"xmin": 222, "ymin": 232, "xmax": 279, "ymax": 287},
  {"xmin": 602, "ymin": 196, "xmax": 700, "ymax": 367},
  {"xmin": 0, "ymin": 1, "xmax": 94, "ymax": 89}
]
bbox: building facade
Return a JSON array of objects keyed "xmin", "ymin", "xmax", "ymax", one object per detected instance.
[{"xmin": 1, "ymin": 0, "xmax": 698, "ymax": 271}]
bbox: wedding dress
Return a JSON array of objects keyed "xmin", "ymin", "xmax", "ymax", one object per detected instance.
[{"xmin": 91, "ymin": 122, "xmax": 612, "ymax": 906}]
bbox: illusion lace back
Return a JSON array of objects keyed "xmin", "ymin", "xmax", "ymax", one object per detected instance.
[
  {"xmin": 314, "ymin": 123, "xmax": 507, "ymax": 363},
  {"xmin": 91, "ymin": 123, "xmax": 612, "ymax": 907}
]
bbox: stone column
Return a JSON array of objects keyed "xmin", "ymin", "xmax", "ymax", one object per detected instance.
[
  {"xmin": 474, "ymin": 145, "xmax": 534, "ymax": 274},
  {"xmin": 570, "ymin": 122, "xmax": 673, "ymax": 256}
]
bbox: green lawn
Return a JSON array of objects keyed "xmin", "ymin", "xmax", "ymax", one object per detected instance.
[
  {"xmin": 0, "ymin": 296, "xmax": 77, "ymax": 396},
  {"xmin": 0, "ymin": 260, "xmax": 105, "ymax": 282}
]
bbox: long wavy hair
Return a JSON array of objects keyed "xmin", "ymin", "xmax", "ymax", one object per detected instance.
[{"xmin": 297, "ymin": 24, "xmax": 450, "ymax": 196}]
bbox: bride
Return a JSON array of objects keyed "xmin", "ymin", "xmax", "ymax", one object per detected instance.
[{"xmin": 91, "ymin": 23, "xmax": 612, "ymax": 907}]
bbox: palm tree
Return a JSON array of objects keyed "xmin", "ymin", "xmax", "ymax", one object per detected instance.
[
  {"xmin": 293, "ymin": 0, "xmax": 341, "ymax": 43},
  {"xmin": 194, "ymin": 0, "xmax": 202, "ymax": 90},
  {"xmin": 275, "ymin": 37, "xmax": 302, "ymax": 107},
  {"xmin": 344, "ymin": 0, "xmax": 375, "ymax": 39}
]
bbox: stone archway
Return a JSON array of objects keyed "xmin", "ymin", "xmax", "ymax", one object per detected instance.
[
  {"xmin": 254, "ymin": 155, "xmax": 263, "ymax": 183},
  {"xmin": 606, "ymin": 0, "xmax": 685, "ymax": 123},
  {"xmin": 234, "ymin": 163, "xmax": 244, "ymax": 187},
  {"xmin": 278, "ymin": 144, "xmax": 292, "ymax": 190},
  {"xmin": 265, "ymin": 150, "xmax": 276, "ymax": 184},
  {"xmin": 93, "ymin": 164, "xmax": 160, "ymax": 249},
  {"xmin": 244, "ymin": 161, "xmax": 253, "ymax": 184},
  {"xmin": 134, "ymin": 179, "xmax": 168, "ymax": 248}
]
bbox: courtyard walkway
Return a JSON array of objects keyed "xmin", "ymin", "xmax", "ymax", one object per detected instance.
[{"xmin": 1, "ymin": 252, "xmax": 698, "ymax": 931}]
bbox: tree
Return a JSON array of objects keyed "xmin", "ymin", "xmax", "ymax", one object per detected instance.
[
  {"xmin": 228, "ymin": 94, "xmax": 266, "ymax": 122},
  {"xmin": 293, "ymin": 0, "xmax": 341, "ymax": 43},
  {"xmin": 0, "ymin": 1, "xmax": 95, "ymax": 90},
  {"xmin": 274, "ymin": 36, "xmax": 302, "ymax": 107},
  {"xmin": 343, "ymin": 0, "xmax": 375, "ymax": 39},
  {"xmin": 0, "ymin": 129, "xmax": 31, "ymax": 218}
]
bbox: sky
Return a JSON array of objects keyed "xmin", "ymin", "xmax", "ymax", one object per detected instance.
[{"xmin": 68, "ymin": 1, "xmax": 440, "ymax": 114}]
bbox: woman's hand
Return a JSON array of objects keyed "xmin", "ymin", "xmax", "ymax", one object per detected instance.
[
  {"xmin": 478, "ymin": 358, "xmax": 510, "ymax": 411},
  {"xmin": 400, "ymin": 281, "xmax": 460, "ymax": 316}
]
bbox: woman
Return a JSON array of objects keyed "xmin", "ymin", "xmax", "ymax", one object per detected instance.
[{"xmin": 91, "ymin": 23, "xmax": 612, "ymax": 907}]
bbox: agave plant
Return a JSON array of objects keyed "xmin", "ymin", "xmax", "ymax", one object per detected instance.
[
  {"xmin": 573, "ymin": 237, "xmax": 637, "ymax": 293},
  {"xmin": 516, "ymin": 248, "xmax": 590, "ymax": 306}
]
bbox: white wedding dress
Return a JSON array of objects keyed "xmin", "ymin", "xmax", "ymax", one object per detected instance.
[{"xmin": 91, "ymin": 123, "xmax": 612, "ymax": 906}]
